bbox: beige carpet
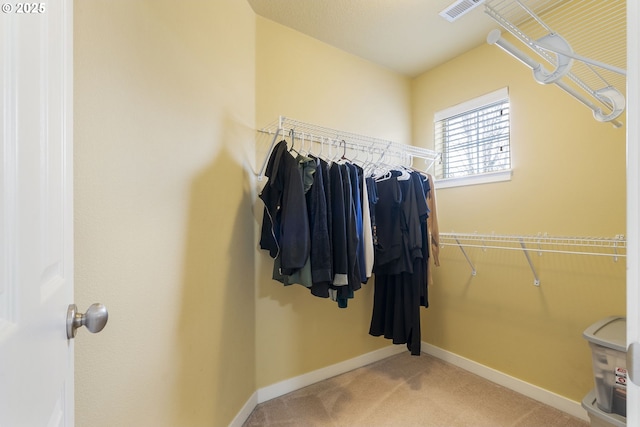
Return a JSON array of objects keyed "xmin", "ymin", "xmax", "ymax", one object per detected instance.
[{"xmin": 243, "ymin": 352, "xmax": 589, "ymax": 427}]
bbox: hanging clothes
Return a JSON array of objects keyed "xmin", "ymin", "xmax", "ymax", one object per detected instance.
[
  {"xmin": 426, "ymin": 173, "xmax": 440, "ymax": 287},
  {"xmin": 361, "ymin": 173, "xmax": 374, "ymax": 279},
  {"xmin": 308, "ymin": 157, "xmax": 332, "ymax": 297},
  {"xmin": 271, "ymin": 152, "xmax": 317, "ymax": 288},
  {"xmin": 259, "ymin": 140, "xmax": 310, "ymax": 274},
  {"xmin": 332, "ymin": 163, "xmax": 361, "ymax": 308},
  {"xmin": 329, "ymin": 162, "xmax": 349, "ymax": 287},
  {"xmin": 258, "ymin": 137, "xmax": 440, "ymax": 354},
  {"xmin": 259, "ymin": 140, "xmax": 369, "ymax": 308},
  {"xmin": 368, "ymin": 170, "xmax": 429, "ymax": 356}
]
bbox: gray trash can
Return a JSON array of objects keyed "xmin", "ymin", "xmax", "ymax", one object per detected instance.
[
  {"xmin": 583, "ymin": 316, "xmax": 627, "ymax": 417},
  {"xmin": 582, "ymin": 389, "xmax": 626, "ymax": 427}
]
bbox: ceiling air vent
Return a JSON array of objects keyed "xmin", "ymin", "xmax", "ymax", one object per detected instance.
[{"xmin": 439, "ymin": 0, "xmax": 485, "ymax": 22}]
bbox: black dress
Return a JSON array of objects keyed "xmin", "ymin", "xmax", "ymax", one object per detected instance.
[{"xmin": 368, "ymin": 171, "xmax": 429, "ymax": 355}]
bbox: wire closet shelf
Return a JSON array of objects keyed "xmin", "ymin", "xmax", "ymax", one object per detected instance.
[
  {"xmin": 484, "ymin": 0, "xmax": 626, "ymax": 127},
  {"xmin": 256, "ymin": 116, "xmax": 440, "ymax": 180},
  {"xmin": 440, "ymin": 232, "xmax": 626, "ymax": 286}
]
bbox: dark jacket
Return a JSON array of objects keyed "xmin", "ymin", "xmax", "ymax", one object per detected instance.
[
  {"xmin": 259, "ymin": 140, "xmax": 310, "ymax": 274},
  {"xmin": 329, "ymin": 163, "xmax": 348, "ymax": 286},
  {"xmin": 308, "ymin": 158, "xmax": 332, "ymax": 295}
]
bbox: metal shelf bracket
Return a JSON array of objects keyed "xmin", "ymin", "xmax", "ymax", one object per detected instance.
[{"xmin": 519, "ymin": 238, "xmax": 540, "ymax": 286}]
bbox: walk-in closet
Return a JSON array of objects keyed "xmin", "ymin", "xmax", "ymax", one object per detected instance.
[{"xmin": 23, "ymin": 0, "xmax": 634, "ymax": 426}]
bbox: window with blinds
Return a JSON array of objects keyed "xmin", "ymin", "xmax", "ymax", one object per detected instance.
[{"xmin": 435, "ymin": 88, "xmax": 511, "ymax": 184}]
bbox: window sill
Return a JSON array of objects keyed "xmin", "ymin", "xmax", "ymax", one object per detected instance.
[{"xmin": 435, "ymin": 169, "xmax": 512, "ymax": 189}]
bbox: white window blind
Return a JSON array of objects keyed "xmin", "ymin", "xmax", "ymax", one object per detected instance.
[{"xmin": 435, "ymin": 88, "xmax": 511, "ymax": 182}]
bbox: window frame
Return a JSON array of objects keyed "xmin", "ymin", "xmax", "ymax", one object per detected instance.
[{"xmin": 434, "ymin": 87, "xmax": 512, "ymax": 189}]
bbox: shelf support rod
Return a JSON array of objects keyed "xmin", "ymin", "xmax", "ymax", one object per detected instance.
[
  {"xmin": 519, "ymin": 238, "xmax": 540, "ymax": 286},
  {"xmin": 455, "ymin": 238, "xmax": 476, "ymax": 276}
]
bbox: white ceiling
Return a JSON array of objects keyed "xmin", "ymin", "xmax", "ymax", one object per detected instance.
[{"xmin": 247, "ymin": 0, "xmax": 500, "ymax": 77}]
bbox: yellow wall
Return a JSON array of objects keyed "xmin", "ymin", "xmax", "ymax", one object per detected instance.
[
  {"xmin": 412, "ymin": 43, "xmax": 626, "ymax": 401},
  {"xmin": 254, "ymin": 16, "xmax": 413, "ymax": 389},
  {"xmin": 74, "ymin": 1, "xmax": 256, "ymax": 426}
]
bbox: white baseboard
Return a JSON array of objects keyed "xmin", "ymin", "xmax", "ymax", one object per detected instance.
[
  {"xmin": 421, "ymin": 341, "xmax": 589, "ymax": 422},
  {"xmin": 256, "ymin": 344, "xmax": 406, "ymax": 403},
  {"xmin": 229, "ymin": 390, "xmax": 258, "ymax": 427}
]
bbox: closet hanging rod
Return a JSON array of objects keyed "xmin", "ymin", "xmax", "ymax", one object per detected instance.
[{"xmin": 256, "ymin": 116, "xmax": 440, "ymax": 180}]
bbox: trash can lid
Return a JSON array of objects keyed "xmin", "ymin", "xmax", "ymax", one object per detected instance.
[{"xmin": 582, "ymin": 316, "xmax": 626, "ymax": 352}]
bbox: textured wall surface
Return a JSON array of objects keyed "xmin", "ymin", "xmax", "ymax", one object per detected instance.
[
  {"xmin": 412, "ymin": 42, "xmax": 626, "ymax": 402},
  {"xmin": 74, "ymin": 1, "xmax": 256, "ymax": 425}
]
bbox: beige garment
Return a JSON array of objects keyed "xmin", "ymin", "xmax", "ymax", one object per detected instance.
[{"xmin": 426, "ymin": 174, "xmax": 440, "ymax": 286}]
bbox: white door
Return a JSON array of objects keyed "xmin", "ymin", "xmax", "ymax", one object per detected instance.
[
  {"xmin": 0, "ymin": 1, "xmax": 75, "ymax": 426},
  {"xmin": 628, "ymin": 2, "xmax": 640, "ymax": 427}
]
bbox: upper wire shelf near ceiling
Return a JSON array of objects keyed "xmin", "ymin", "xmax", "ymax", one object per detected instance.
[
  {"xmin": 484, "ymin": 0, "xmax": 626, "ymax": 127},
  {"xmin": 256, "ymin": 116, "xmax": 440, "ymax": 180}
]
